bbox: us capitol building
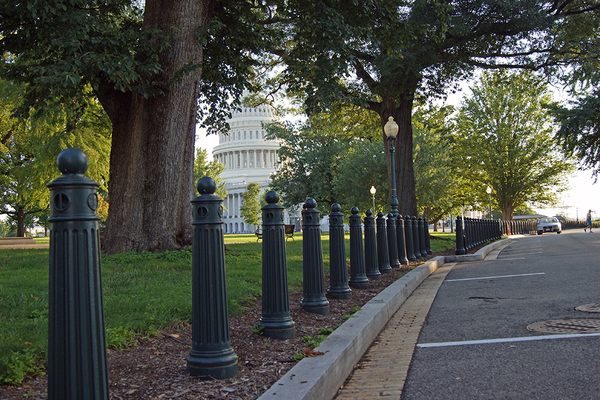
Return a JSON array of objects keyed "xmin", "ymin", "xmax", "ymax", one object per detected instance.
[{"xmin": 212, "ymin": 102, "xmax": 292, "ymax": 233}]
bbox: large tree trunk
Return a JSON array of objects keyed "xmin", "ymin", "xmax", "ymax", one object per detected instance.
[
  {"xmin": 16, "ymin": 207, "xmax": 25, "ymax": 237},
  {"xmin": 378, "ymin": 88, "xmax": 418, "ymax": 217},
  {"xmin": 100, "ymin": 1, "xmax": 208, "ymax": 254}
]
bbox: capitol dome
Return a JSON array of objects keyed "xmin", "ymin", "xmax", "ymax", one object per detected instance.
[{"xmin": 213, "ymin": 101, "xmax": 281, "ymax": 233}]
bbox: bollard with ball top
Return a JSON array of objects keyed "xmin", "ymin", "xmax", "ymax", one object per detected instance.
[
  {"xmin": 300, "ymin": 198, "xmax": 330, "ymax": 315},
  {"xmin": 187, "ymin": 177, "xmax": 238, "ymax": 379},
  {"xmin": 327, "ymin": 203, "xmax": 352, "ymax": 299},
  {"xmin": 259, "ymin": 191, "xmax": 296, "ymax": 338},
  {"xmin": 364, "ymin": 209, "xmax": 381, "ymax": 279},
  {"xmin": 376, "ymin": 212, "xmax": 392, "ymax": 273},
  {"xmin": 47, "ymin": 148, "xmax": 109, "ymax": 400},
  {"xmin": 349, "ymin": 207, "xmax": 369, "ymax": 287}
]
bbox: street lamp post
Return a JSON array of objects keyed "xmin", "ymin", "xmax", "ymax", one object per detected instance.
[
  {"xmin": 384, "ymin": 117, "xmax": 399, "ymax": 216},
  {"xmin": 486, "ymin": 186, "xmax": 492, "ymax": 218},
  {"xmin": 370, "ymin": 185, "xmax": 376, "ymax": 211}
]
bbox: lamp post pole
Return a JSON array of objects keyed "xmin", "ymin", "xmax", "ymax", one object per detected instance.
[
  {"xmin": 370, "ymin": 185, "xmax": 376, "ymax": 211},
  {"xmin": 486, "ymin": 186, "xmax": 492, "ymax": 218},
  {"xmin": 384, "ymin": 117, "xmax": 399, "ymax": 216}
]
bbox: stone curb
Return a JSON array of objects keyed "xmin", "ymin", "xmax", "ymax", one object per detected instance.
[
  {"xmin": 443, "ymin": 236, "xmax": 519, "ymax": 263},
  {"xmin": 258, "ymin": 256, "xmax": 446, "ymax": 400}
]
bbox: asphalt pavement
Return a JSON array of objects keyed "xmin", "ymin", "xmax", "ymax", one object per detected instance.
[{"xmin": 402, "ymin": 229, "xmax": 600, "ymax": 400}]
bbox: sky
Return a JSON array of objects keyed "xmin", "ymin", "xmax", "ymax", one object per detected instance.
[{"xmin": 195, "ymin": 80, "xmax": 599, "ymax": 221}]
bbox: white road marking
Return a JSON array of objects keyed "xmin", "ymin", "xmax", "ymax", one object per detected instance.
[
  {"xmin": 418, "ymin": 332, "xmax": 600, "ymax": 348},
  {"xmin": 445, "ymin": 272, "xmax": 545, "ymax": 282},
  {"xmin": 500, "ymin": 251, "xmax": 543, "ymax": 255}
]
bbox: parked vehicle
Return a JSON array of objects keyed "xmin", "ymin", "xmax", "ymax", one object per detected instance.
[{"xmin": 537, "ymin": 217, "xmax": 562, "ymax": 235}]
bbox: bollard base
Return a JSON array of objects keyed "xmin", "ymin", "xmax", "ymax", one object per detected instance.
[
  {"xmin": 379, "ymin": 265, "xmax": 392, "ymax": 274},
  {"xmin": 366, "ymin": 272, "xmax": 382, "ymax": 279},
  {"xmin": 349, "ymin": 278, "xmax": 369, "ymax": 289},
  {"xmin": 300, "ymin": 297, "xmax": 330, "ymax": 315},
  {"xmin": 327, "ymin": 287, "xmax": 352, "ymax": 299},
  {"xmin": 390, "ymin": 261, "xmax": 401, "ymax": 269},
  {"xmin": 260, "ymin": 318, "xmax": 296, "ymax": 339},
  {"xmin": 187, "ymin": 349, "xmax": 238, "ymax": 380}
]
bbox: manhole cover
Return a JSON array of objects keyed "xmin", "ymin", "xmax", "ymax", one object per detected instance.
[
  {"xmin": 527, "ymin": 319, "xmax": 600, "ymax": 334},
  {"xmin": 576, "ymin": 303, "xmax": 600, "ymax": 313}
]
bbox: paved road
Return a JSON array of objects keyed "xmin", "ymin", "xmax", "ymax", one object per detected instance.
[{"xmin": 402, "ymin": 229, "xmax": 600, "ymax": 400}]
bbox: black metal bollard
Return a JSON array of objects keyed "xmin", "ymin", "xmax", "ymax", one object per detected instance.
[
  {"xmin": 412, "ymin": 216, "xmax": 422, "ymax": 259},
  {"xmin": 364, "ymin": 210, "xmax": 381, "ymax": 279},
  {"xmin": 387, "ymin": 213, "xmax": 400, "ymax": 268},
  {"xmin": 47, "ymin": 148, "xmax": 109, "ymax": 399},
  {"xmin": 418, "ymin": 217, "xmax": 427, "ymax": 258},
  {"xmin": 327, "ymin": 203, "xmax": 352, "ymax": 299},
  {"xmin": 187, "ymin": 177, "xmax": 238, "ymax": 379},
  {"xmin": 376, "ymin": 212, "xmax": 392, "ymax": 273},
  {"xmin": 405, "ymin": 215, "xmax": 416, "ymax": 261},
  {"xmin": 259, "ymin": 191, "xmax": 296, "ymax": 339},
  {"xmin": 424, "ymin": 218, "xmax": 432, "ymax": 255},
  {"xmin": 301, "ymin": 198, "xmax": 330, "ymax": 315},
  {"xmin": 466, "ymin": 217, "xmax": 473, "ymax": 250},
  {"xmin": 396, "ymin": 215, "xmax": 409, "ymax": 265},
  {"xmin": 349, "ymin": 207, "xmax": 369, "ymax": 287},
  {"xmin": 455, "ymin": 216, "xmax": 466, "ymax": 255}
]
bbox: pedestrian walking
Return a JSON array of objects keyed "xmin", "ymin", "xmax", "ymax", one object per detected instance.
[{"xmin": 584, "ymin": 209, "xmax": 593, "ymax": 232}]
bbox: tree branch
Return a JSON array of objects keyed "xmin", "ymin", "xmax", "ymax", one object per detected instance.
[
  {"xmin": 353, "ymin": 60, "xmax": 378, "ymax": 92},
  {"xmin": 467, "ymin": 60, "xmax": 554, "ymax": 71}
]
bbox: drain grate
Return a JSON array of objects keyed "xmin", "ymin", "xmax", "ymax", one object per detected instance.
[
  {"xmin": 527, "ymin": 319, "xmax": 600, "ymax": 334},
  {"xmin": 575, "ymin": 303, "xmax": 600, "ymax": 313}
]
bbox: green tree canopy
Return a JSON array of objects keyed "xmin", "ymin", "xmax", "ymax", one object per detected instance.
[
  {"xmin": 274, "ymin": 0, "xmax": 599, "ymax": 217},
  {"xmin": 0, "ymin": 80, "xmax": 111, "ymax": 236},
  {"xmin": 269, "ymin": 104, "xmax": 461, "ymax": 218},
  {"xmin": 412, "ymin": 104, "xmax": 463, "ymax": 223},
  {"xmin": 1, "ymin": 0, "xmax": 279, "ymax": 252},
  {"xmin": 240, "ymin": 183, "xmax": 262, "ymax": 228},
  {"xmin": 453, "ymin": 71, "xmax": 574, "ymax": 219}
]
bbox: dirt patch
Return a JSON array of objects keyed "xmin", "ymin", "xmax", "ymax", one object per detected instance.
[{"xmin": 1, "ymin": 264, "xmax": 423, "ymax": 400}]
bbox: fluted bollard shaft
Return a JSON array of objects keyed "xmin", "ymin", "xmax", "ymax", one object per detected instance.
[
  {"xmin": 376, "ymin": 212, "xmax": 392, "ymax": 273},
  {"xmin": 455, "ymin": 216, "xmax": 466, "ymax": 255},
  {"xmin": 188, "ymin": 177, "xmax": 238, "ymax": 379},
  {"xmin": 396, "ymin": 215, "xmax": 409, "ymax": 265},
  {"xmin": 405, "ymin": 215, "xmax": 416, "ymax": 261},
  {"xmin": 425, "ymin": 218, "xmax": 432, "ymax": 255},
  {"xmin": 387, "ymin": 213, "xmax": 400, "ymax": 268},
  {"xmin": 301, "ymin": 198, "xmax": 330, "ymax": 315},
  {"xmin": 260, "ymin": 191, "xmax": 295, "ymax": 339},
  {"xmin": 364, "ymin": 210, "xmax": 381, "ymax": 279},
  {"xmin": 327, "ymin": 203, "xmax": 352, "ymax": 299},
  {"xmin": 47, "ymin": 148, "xmax": 108, "ymax": 400},
  {"xmin": 418, "ymin": 217, "xmax": 427, "ymax": 257},
  {"xmin": 412, "ymin": 216, "xmax": 422, "ymax": 259},
  {"xmin": 349, "ymin": 207, "xmax": 369, "ymax": 287}
]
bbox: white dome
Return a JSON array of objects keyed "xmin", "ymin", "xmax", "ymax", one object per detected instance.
[{"xmin": 213, "ymin": 99, "xmax": 284, "ymax": 233}]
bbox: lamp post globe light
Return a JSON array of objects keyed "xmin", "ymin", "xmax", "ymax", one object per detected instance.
[
  {"xmin": 486, "ymin": 186, "xmax": 492, "ymax": 218},
  {"xmin": 384, "ymin": 116, "xmax": 399, "ymax": 216},
  {"xmin": 370, "ymin": 185, "xmax": 376, "ymax": 211}
]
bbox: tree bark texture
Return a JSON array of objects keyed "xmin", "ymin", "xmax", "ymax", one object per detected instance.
[
  {"xmin": 101, "ymin": 1, "xmax": 208, "ymax": 253},
  {"xmin": 378, "ymin": 91, "xmax": 417, "ymax": 217},
  {"xmin": 16, "ymin": 207, "xmax": 25, "ymax": 237}
]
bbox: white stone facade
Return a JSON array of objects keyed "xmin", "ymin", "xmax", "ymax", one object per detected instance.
[{"xmin": 213, "ymin": 103, "xmax": 281, "ymax": 233}]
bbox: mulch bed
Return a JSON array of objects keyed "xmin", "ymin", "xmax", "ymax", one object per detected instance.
[{"xmin": 1, "ymin": 255, "xmax": 453, "ymax": 400}]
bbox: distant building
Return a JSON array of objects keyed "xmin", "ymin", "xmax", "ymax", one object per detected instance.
[{"xmin": 212, "ymin": 101, "xmax": 285, "ymax": 233}]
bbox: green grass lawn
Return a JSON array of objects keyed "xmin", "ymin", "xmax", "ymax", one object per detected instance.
[{"xmin": 0, "ymin": 231, "xmax": 455, "ymax": 385}]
